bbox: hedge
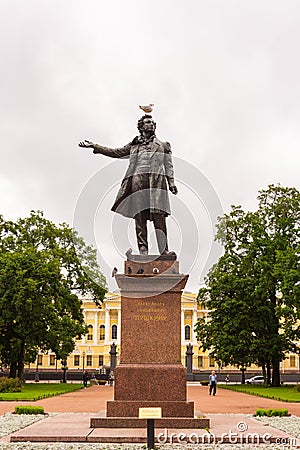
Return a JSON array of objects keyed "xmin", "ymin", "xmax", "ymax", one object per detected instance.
[
  {"xmin": 256, "ymin": 408, "xmax": 289, "ymax": 417},
  {"xmin": 15, "ymin": 405, "xmax": 45, "ymax": 415}
]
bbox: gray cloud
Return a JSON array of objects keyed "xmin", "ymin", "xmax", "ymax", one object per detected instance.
[{"xmin": 1, "ymin": 0, "xmax": 300, "ymax": 291}]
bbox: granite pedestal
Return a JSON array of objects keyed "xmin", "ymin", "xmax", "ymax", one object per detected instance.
[{"xmin": 92, "ymin": 254, "xmax": 209, "ymax": 433}]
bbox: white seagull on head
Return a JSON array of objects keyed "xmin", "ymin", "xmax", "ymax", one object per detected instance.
[{"xmin": 139, "ymin": 103, "xmax": 154, "ymax": 114}]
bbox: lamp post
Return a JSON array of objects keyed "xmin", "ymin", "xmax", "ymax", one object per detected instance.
[
  {"xmin": 61, "ymin": 358, "xmax": 68, "ymax": 383},
  {"xmin": 35, "ymin": 355, "xmax": 39, "ymax": 382},
  {"xmin": 82, "ymin": 351, "xmax": 86, "ymax": 373}
]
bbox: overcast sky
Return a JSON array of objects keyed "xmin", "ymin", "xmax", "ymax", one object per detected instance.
[{"xmin": 1, "ymin": 0, "xmax": 300, "ymax": 293}]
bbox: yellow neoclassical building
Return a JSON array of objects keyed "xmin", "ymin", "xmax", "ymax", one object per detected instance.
[{"xmin": 36, "ymin": 291, "xmax": 299, "ymax": 373}]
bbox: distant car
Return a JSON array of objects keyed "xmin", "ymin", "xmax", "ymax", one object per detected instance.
[{"xmin": 245, "ymin": 375, "xmax": 264, "ymax": 385}]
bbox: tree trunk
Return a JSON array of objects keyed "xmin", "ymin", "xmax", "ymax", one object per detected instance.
[
  {"xmin": 269, "ymin": 290, "xmax": 281, "ymax": 387},
  {"xmin": 17, "ymin": 361, "xmax": 25, "ymax": 380},
  {"xmin": 9, "ymin": 362, "xmax": 17, "ymax": 378},
  {"xmin": 261, "ymin": 362, "xmax": 266, "ymax": 386},
  {"xmin": 266, "ymin": 359, "xmax": 272, "ymax": 385},
  {"xmin": 17, "ymin": 340, "xmax": 25, "ymax": 380},
  {"xmin": 62, "ymin": 368, "xmax": 67, "ymax": 383},
  {"xmin": 241, "ymin": 367, "xmax": 246, "ymax": 384},
  {"xmin": 272, "ymin": 357, "xmax": 281, "ymax": 386}
]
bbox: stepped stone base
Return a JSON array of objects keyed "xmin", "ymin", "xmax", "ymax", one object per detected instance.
[
  {"xmin": 106, "ymin": 400, "xmax": 195, "ymax": 418},
  {"xmin": 91, "ymin": 416, "xmax": 209, "ymax": 429}
]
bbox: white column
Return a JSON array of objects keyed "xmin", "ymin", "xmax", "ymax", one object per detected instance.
[
  {"xmin": 192, "ymin": 309, "xmax": 198, "ymax": 343},
  {"xmin": 181, "ymin": 310, "xmax": 185, "ymax": 344},
  {"xmin": 94, "ymin": 311, "xmax": 98, "ymax": 345},
  {"xmin": 82, "ymin": 313, "xmax": 86, "ymax": 344},
  {"xmin": 105, "ymin": 309, "xmax": 110, "ymax": 344}
]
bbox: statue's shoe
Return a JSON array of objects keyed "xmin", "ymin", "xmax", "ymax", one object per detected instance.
[
  {"xmin": 161, "ymin": 250, "xmax": 177, "ymax": 257},
  {"xmin": 139, "ymin": 246, "xmax": 148, "ymax": 255}
]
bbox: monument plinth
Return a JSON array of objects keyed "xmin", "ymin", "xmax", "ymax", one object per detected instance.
[{"xmin": 91, "ymin": 254, "xmax": 209, "ymax": 432}]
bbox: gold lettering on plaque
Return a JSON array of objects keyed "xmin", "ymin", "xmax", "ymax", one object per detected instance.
[{"xmin": 133, "ymin": 300, "xmax": 167, "ymax": 322}]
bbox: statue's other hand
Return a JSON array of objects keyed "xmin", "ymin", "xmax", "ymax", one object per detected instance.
[
  {"xmin": 169, "ymin": 185, "xmax": 178, "ymax": 195},
  {"xmin": 78, "ymin": 140, "xmax": 94, "ymax": 149}
]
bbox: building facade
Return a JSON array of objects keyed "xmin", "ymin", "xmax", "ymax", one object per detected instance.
[{"xmin": 36, "ymin": 291, "xmax": 299, "ymax": 373}]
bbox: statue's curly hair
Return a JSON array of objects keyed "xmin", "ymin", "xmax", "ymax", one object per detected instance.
[{"xmin": 137, "ymin": 115, "xmax": 156, "ymax": 133}]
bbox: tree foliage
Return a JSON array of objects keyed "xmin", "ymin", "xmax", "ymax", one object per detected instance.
[
  {"xmin": 195, "ymin": 185, "xmax": 300, "ymax": 386},
  {"xmin": 0, "ymin": 211, "xmax": 107, "ymax": 378}
]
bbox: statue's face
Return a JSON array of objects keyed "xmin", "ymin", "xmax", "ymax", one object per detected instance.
[{"xmin": 141, "ymin": 117, "xmax": 156, "ymax": 133}]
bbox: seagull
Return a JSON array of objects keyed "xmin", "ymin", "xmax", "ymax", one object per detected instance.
[
  {"xmin": 125, "ymin": 248, "xmax": 132, "ymax": 258},
  {"xmin": 111, "ymin": 267, "xmax": 118, "ymax": 277},
  {"xmin": 139, "ymin": 103, "xmax": 154, "ymax": 114}
]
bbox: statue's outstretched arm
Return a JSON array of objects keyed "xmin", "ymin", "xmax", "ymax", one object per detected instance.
[{"xmin": 79, "ymin": 140, "xmax": 131, "ymax": 159}]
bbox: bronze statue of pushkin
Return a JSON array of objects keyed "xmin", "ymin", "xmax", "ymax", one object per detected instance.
[{"xmin": 79, "ymin": 114, "xmax": 178, "ymax": 256}]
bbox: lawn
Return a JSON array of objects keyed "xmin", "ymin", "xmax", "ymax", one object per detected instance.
[
  {"xmin": 0, "ymin": 383, "xmax": 84, "ymax": 401},
  {"xmin": 219, "ymin": 384, "xmax": 300, "ymax": 402}
]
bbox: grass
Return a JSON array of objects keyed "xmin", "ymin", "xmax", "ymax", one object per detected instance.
[
  {"xmin": 0, "ymin": 383, "xmax": 84, "ymax": 401},
  {"xmin": 219, "ymin": 384, "xmax": 300, "ymax": 402}
]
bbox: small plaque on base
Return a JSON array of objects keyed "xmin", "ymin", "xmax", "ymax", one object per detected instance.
[{"xmin": 138, "ymin": 407, "xmax": 162, "ymax": 419}]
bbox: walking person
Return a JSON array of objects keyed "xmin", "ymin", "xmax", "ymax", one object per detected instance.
[
  {"xmin": 108, "ymin": 370, "xmax": 114, "ymax": 386},
  {"xmin": 83, "ymin": 370, "xmax": 89, "ymax": 388},
  {"xmin": 209, "ymin": 370, "xmax": 217, "ymax": 396}
]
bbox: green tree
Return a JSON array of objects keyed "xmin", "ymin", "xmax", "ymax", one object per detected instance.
[
  {"xmin": 195, "ymin": 185, "xmax": 300, "ymax": 386},
  {"xmin": 0, "ymin": 211, "xmax": 107, "ymax": 378}
]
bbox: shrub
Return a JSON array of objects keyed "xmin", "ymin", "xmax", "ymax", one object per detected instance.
[
  {"xmin": 15, "ymin": 405, "xmax": 44, "ymax": 415},
  {"xmin": 201, "ymin": 380, "xmax": 209, "ymax": 386},
  {"xmin": 256, "ymin": 408, "xmax": 288, "ymax": 417},
  {"xmin": 0, "ymin": 377, "xmax": 23, "ymax": 393},
  {"xmin": 275, "ymin": 409, "xmax": 289, "ymax": 417},
  {"xmin": 295, "ymin": 385, "xmax": 300, "ymax": 392}
]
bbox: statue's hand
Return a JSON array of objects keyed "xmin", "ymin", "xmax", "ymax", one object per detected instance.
[
  {"xmin": 78, "ymin": 140, "xmax": 94, "ymax": 149},
  {"xmin": 169, "ymin": 185, "xmax": 178, "ymax": 195}
]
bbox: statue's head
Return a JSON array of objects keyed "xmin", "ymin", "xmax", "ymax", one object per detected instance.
[{"xmin": 137, "ymin": 115, "xmax": 156, "ymax": 134}]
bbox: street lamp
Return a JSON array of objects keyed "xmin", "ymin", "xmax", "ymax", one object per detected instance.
[
  {"xmin": 35, "ymin": 355, "xmax": 39, "ymax": 382},
  {"xmin": 82, "ymin": 351, "xmax": 86, "ymax": 373}
]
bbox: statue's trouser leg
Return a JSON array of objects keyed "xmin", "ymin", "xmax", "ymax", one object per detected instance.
[
  {"xmin": 134, "ymin": 212, "xmax": 148, "ymax": 253},
  {"xmin": 153, "ymin": 213, "xmax": 169, "ymax": 254}
]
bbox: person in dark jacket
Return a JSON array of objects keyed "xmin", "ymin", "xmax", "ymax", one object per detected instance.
[
  {"xmin": 209, "ymin": 370, "xmax": 217, "ymax": 396},
  {"xmin": 83, "ymin": 370, "xmax": 89, "ymax": 388}
]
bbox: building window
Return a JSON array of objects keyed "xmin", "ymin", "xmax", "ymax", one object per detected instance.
[
  {"xmin": 98, "ymin": 355, "xmax": 104, "ymax": 366},
  {"xmin": 37, "ymin": 355, "xmax": 43, "ymax": 365},
  {"xmin": 87, "ymin": 325, "xmax": 93, "ymax": 341},
  {"xmin": 112, "ymin": 324, "xmax": 117, "ymax": 340},
  {"xmin": 86, "ymin": 355, "xmax": 92, "ymax": 366},
  {"xmin": 99, "ymin": 366, "xmax": 107, "ymax": 375},
  {"xmin": 74, "ymin": 355, "xmax": 80, "ymax": 366},
  {"xmin": 49, "ymin": 355, "xmax": 55, "ymax": 366},
  {"xmin": 184, "ymin": 325, "xmax": 191, "ymax": 340},
  {"xmin": 290, "ymin": 355, "xmax": 296, "ymax": 367},
  {"xmin": 198, "ymin": 356, "xmax": 203, "ymax": 368},
  {"xmin": 209, "ymin": 357, "xmax": 215, "ymax": 367},
  {"xmin": 99, "ymin": 324, "xmax": 105, "ymax": 341}
]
